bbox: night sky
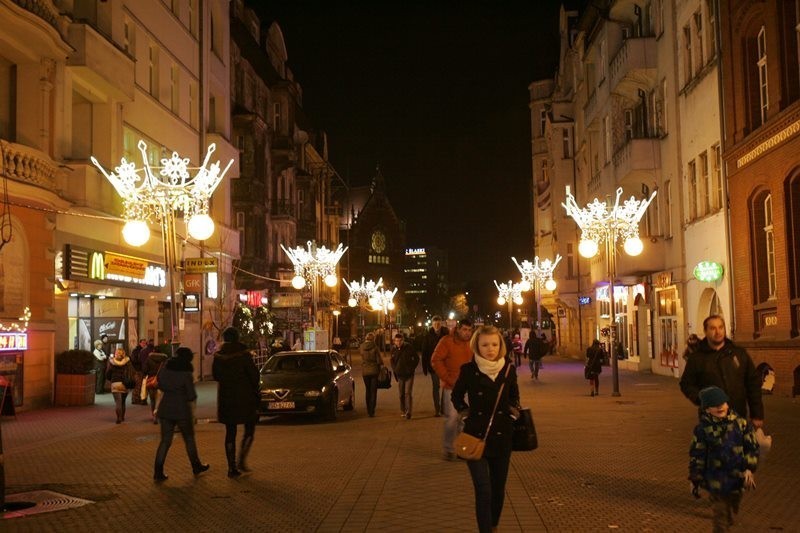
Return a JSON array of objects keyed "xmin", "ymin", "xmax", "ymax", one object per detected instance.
[{"xmin": 249, "ymin": 1, "xmax": 563, "ymax": 298}]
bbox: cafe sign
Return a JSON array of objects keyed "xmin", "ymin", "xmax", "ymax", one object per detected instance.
[
  {"xmin": 694, "ymin": 261, "xmax": 724, "ymax": 283},
  {"xmin": 0, "ymin": 332, "xmax": 27, "ymax": 351},
  {"xmin": 64, "ymin": 244, "xmax": 165, "ymax": 291}
]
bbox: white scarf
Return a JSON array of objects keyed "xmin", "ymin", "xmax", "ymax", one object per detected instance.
[{"xmin": 474, "ymin": 354, "xmax": 506, "ymax": 381}]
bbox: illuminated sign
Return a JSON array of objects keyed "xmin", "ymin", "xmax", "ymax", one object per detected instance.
[
  {"xmin": 578, "ymin": 296, "xmax": 592, "ymax": 305},
  {"xmin": 0, "ymin": 332, "xmax": 27, "ymax": 351},
  {"xmin": 183, "ymin": 293, "xmax": 200, "ymax": 312},
  {"xmin": 405, "ymin": 248, "xmax": 427, "ymax": 256},
  {"xmin": 184, "ymin": 257, "xmax": 218, "ymax": 273},
  {"xmin": 64, "ymin": 245, "xmax": 165, "ymax": 291},
  {"xmin": 694, "ymin": 261, "xmax": 724, "ymax": 282}
]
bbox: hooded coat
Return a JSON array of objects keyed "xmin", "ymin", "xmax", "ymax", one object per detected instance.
[
  {"xmin": 156, "ymin": 355, "xmax": 197, "ymax": 421},
  {"xmin": 360, "ymin": 339, "xmax": 382, "ymax": 377},
  {"xmin": 212, "ymin": 341, "xmax": 260, "ymax": 424},
  {"xmin": 679, "ymin": 338, "xmax": 764, "ymax": 420}
]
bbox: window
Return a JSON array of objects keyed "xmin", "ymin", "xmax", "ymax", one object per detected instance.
[
  {"xmin": 170, "ymin": 64, "xmax": 179, "ymax": 113},
  {"xmin": 750, "ymin": 190, "xmax": 776, "ymax": 304},
  {"xmin": 657, "ymin": 0, "xmax": 664, "ymax": 36},
  {"xmin": 562, "ymin": 127, "xmax": 572, "ymax": 158},
  {"xmin": 188, "ymin": 0, "xmax": 197, "ymax": 36},
  {"xmin": 208, "ymin": 96, "xmax": 216, "ymax": 132},
  {"xmin": 664, "ymin": 180, "xmax": 673, "ymax": 237},
  {"xmin": 189, "ymin": 82, "xmax": 198, "ymax": 128},
  {"xmin": 694, "ymin": 11, "xmax": 704, "ymax": 69},
  {"xmin": 688, "ymin": 160, "xmax": 697, "ymax": 220},
  {"xmin": 764, "ymin": 194, "xmax": 776, "ymax": 299},
  {"xmin": 598, "ymin": 41, "xmax": 606, "ymax": 82},
  {"xmin": 273, "ymin": 102, "xmax": 282, "ymax": 132},
  {"xmin": 786, "ymin": 175, "xmax": 800, "ymax": 335},
  {"xmin": 236, "ymin": 212, "xmax": 246, "ymax": 254},
  {"xmin": 123, "ymin": 18, "xmax": 135, "ymax": 55},
  {"xmin": 624, "ymin": 109, "xmax": 633, "ymax": 141},
  {"xmin": 540, "ymin": 159, "xmax": 548, "ymax": 184},
  {"xmin": 603, "ymin": 116, "xmax": 612, "ymax": 162},
  {"xmin": 658, "ymin": 78, "xmax": 668, "ymax": 135},
  {"xmin": 712, "ymin": 144, "xmax": 723, "ymax": 210},
  {"xmin": 540, "ymin": 109, "xmax": 547, "ymax": 137},
  {"xmin": 149, "ymin": 45, "xmax": 159, "ymax": 97},
  {"xmin": 699, "ymin": 151, "xmax": 710, "ymax": 215},
  {"xmin": 210, "ymin": 9, "xmax": 219, "ymax": 55},
  {"xmin": 683, "ymin": 25, "xmax": 693, "ymax": 82},
  {"xmin": 566, "ymin": 243, "xmax": 575, "ymax": 279},
  {"xmin": 706, "ymin": 0, "xmax": 717, "ymax": 58},
  {"xmin": 757, "ymin": 26, "xmax": 769, "ymax": 124}
]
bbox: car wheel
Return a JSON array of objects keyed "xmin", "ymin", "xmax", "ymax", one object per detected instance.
[
  {"xmin": 325, "ymin": 389, "xmax": 338, "ymax": 421},
  {"xmin": 344, "ymin": 382, "xmax": 355, "ymax": 411}
]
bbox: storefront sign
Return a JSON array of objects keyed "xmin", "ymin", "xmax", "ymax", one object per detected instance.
[
  {"xmin": 183, "ymin": 293, "xmax": 200, "ymax": 312},
  {"xmin": 93, "ymin": 319, "xmax": 124, "ymax": 342},
  {"xmin": 184, "ymin": 257, "xmax": 218, "ymax": 273},
  {"xmin": 693, "ymin": 261, "xmax": 724, "ymax": 282},
  {"xmin": 0, "ymin": 332, "xmax": 27, "ymax": 351},
  {"xmin": 64, "ymin": 245, "xmax": 165, "ymax": 291},
  {"xmin": 405, "ymin": 248, "xmax": 426, "ymax": 255},
  {"xmin": 737, "ymin": 119, "xmax": 800, "ymax": 168},
  {"xmin": 271, "ymin": 292, "xmax": 302, "ymax": 308},
  {"xmin": 183, "ymin": 274, "xmax": 203, "ymax": 292}
]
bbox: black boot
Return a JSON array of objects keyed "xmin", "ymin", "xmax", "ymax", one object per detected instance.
[
  {"xmin": 238, "ymin": 435, "xmax": 254, "ymax": 472},
  {"xmin": 192, "ymin": 462, "xmax": 210, "ymax": 476},
  {"xmin": 154, "ymin": 464, "xmax": 168, "ymax": 482},
  {"xmin": 226, "ymin": 441, "xmax": 240, "ymax": 478}
]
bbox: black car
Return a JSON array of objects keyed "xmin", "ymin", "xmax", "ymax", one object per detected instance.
[{"xmin": 258, "ymin": 350, "xmax": 355, "ymax": 420}]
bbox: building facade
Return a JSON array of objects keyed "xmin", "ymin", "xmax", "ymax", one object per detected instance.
[{"xmin": 403, "ymin": 246, "xmax": 449, "ymax": 325}]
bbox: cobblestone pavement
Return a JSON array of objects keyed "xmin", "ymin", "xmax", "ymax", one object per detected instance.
[{"xmin": 2, "ymin": 355, "xmax": 798, "ymax": 532}]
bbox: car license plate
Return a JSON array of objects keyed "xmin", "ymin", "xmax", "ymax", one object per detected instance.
[{"xmin": 267, "ymin": 401, "xmax": 295, "ymax": 409}]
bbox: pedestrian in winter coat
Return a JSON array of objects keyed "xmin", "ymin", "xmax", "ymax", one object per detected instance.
[
  {"xmin": 105, "ymin": 348, "xmax": 134, "ymax": 424},
  {"xmin": 390, "ymin": 333, "xmax": 420, "ymax": 419},
  {"xmin": 92, "ymin": 339, "xmax": 108, "ymax": 394},
  {"xmin": 359, "ymin": 332, "xmax": 383, "ymax": 417},
  {"xmin": 689, "ymin": 386, "xmax": 758, "ymax": 532},
  {"xmin": 431, "ymin": 318, "xmax": 474, "ymax": 460},
  {"xmin": 679, "ymin": 315, "xmax": 764, "ymax": 427},
  {"xmin": 524, "ymin": 334, "xmax": 548, "ymax": 380},
  {"xmin": 153, "ymin": 347, "xmax": 209, "ymax": 482},
  {"xmin": 143, "ymin": 349, "xmax": 168, "ymax": 423},
  {"xmin": 452, "ymin": 325, "xmax": 521, "ymax": 533},
  {"xmin": 130, "ymin": 339, "xmax": 148, "ymax": 405},
  {"xmin": 421, "ymin": 316, "xmax": 449, "ymax": 416},
  {"xmin": 511, "ymin": 334, "xmax": 523, "ymax": 367},
  {"xmin": 213, "ymin": 327, "xmax": 260, "ymax": 478},
  {"xmin": 585, "ymin": 340, "xmax": 604, "ymax": 396}
]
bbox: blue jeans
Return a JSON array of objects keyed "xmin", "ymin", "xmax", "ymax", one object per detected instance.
[
  {"xmin": 467, "ymin": 448, "xmax": 512, "ymax": 533},
  {"xmin": 442, "ymin": 388, "xmax": 462, "ymax": 453},
  {"xmin": 154, "ymin": 417, "xmax": 201, "ymax": 473},
  {"xmin": 397, "ymin": 374, "xmax": 414, "ymax": 416}
]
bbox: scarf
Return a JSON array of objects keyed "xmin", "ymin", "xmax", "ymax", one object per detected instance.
[{"xmin": 474, "ymin": 354, "xmax": 506, "ymax": 381}]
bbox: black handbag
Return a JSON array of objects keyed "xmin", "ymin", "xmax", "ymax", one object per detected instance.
[
  {"xmin": 376, "ymin": 366, "xmax": 392, "ymax": 389},
  {"xmin": 512, "ymin": 407, "xmax": 538, "ymax": 451}
]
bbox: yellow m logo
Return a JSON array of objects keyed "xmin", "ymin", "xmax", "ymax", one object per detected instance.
[{"xmin": 90, "ymin": 252, "xmax": 105, "ymax": 280}]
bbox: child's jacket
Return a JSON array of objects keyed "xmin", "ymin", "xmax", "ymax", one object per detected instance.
[{"xmin": 688, "ymin": 409, "xmax": 759, "ymax": 495}]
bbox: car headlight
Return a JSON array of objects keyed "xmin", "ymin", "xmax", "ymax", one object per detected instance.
[{"xmin": 304, "ymin": 390, "xmax": 321, "ymax": 398}]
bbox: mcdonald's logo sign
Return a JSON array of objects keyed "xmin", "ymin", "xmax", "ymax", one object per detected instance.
[{"xmin": 90, "ymin": 252, "xmax": 105, "ymax": 280}]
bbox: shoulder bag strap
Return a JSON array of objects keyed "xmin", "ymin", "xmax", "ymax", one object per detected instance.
[{"xmin": 481, "ymin": 363, "xmax": 513, "ymax": 443}]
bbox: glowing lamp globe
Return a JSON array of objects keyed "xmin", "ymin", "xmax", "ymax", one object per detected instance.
[
  {"xmin": 624, "ymin": 236, "xmax": 644, "ymax": 256},
  {"xmin": 369, "ymin": 297, "xmax": 379, "ymax": 309},
  {"xmin": 348, "ymin": 297, "xmax": 357, "ymax": 307},
  {"xmin": 497, "ymin": 296, "xmax": 506, "ymax": 305},
  {"xmin": 388, "ymin": 302, "xmax": 396, "ymax": 311},
  {"xmin": 520, "ymin": 280, "xmax": 531, "ymax": 292},
  {"xmin": 578, "ymin": 239, "xmax": 599, "ymax": 258},
  {"xmin": 187, "ymin": 213, "xmax": 215, "ymax": 241},
  {"xmin": 545, "ymin": 278, "xmax": 557, "ymax": 291},
  {"xmin": 291, "ymin": 275, "xmax": 306, "ymax": 289},
  {"xmin": 513, "ymin": 296, "xmax": 523, "ymax": 305},
  {"xmin": 122, "ymin": 220, "xmax": 150, "ymax": 247},
  {"xmin": 324, "ymin": 273, "xmax": 338, "ymax": 287}
]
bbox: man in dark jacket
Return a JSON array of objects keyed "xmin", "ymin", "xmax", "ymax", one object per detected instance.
[
  {"xmin": 391, "ymin": 333, "xmax": 419, "ymax": 419},
  {"xmin": 524, "ymin": 334, "xmax": 548, "ymax": 380},
  {"xmin": 213, "ymin": 327, "xmax": 260, "ymax": 477},
  {"xmin": 679, "ymin": 315, "xmax": 764, "ymax": 428},
  {"xmin": 421, "ymin": 316, "xmax": 448, "ymax": 416}
]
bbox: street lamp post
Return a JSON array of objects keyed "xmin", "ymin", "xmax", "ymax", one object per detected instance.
[
  {"xmin": 92, "ymin": 141, "xmax": 233, "ymax": 350},
  {"xmin": 344, "ymin": 277, "xmax": 383, "ymax": 338},
  {"xmin": 562, "ymin": 186, "xmax": 656, "ymax": 396},
  {"xmin": 370, "ymin": 287, "xmax": 398, "ymax": 328},
  {"xmin": 494, "ymin": 280, "xmax": 524, "ymax": 331},
  {"xmin": 513, "ymin": 255, "xmax": 562, "ymax": 337},
  {"xmin": 281, "ymin": 241, "xmax": 347, "ymax": 334}
]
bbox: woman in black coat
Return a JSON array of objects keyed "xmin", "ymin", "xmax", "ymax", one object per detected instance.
[
  {"xmin": 153, "ymin": 347, "xmax": 209, "ymax": 481},
  {"xmin": 212, "ymin": 327, "xmax": 260, "ymax": 478},
  {"xmin": 452, "ymin": 325, "xmax": 520, "ymax": 533}
]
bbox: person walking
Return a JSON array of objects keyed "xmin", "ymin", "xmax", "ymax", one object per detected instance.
[
  {"xmin": 390, "ymin": 333, "xmax": 420, "ymax": 419},
  {"xmin": 524, "ymin": 333, "xmax": 548, "ymax": 380},
  {"xmin": 679, "ymin": 315, "xmax": 764, "ymax": 428},
  {"xmin": 421, "ymin": 315, "xmax": 449, "ymax": 416},
  {"xmin": 213, "ymin": 327, "xmax": 260, "ymax": 478},
  {"xmin": 92, "ymin": 339, "xmax": 108, "ymax": 394},
  {"xmin": 585, "ymin": 340, "xmax": 604, "ymax": 396},
  {"xmin": 106, "ymin": 348, "xmax": 134, "ymax": 424},
  {"xmin": 143, "ymin": 345, "xmax": 169, "ymax": 424},
  {"xmin": 431, "ymin": 318, "xmax": 474, "ymax": 460},
  {"xmin": 688, "ymin": 386, "xmax": 759, "ymax": 532},
  {"xmin": 511, "ymin": 333, "xmax": 523, "ymax": 367},
  {"xmin": 153, "ymin": 347, "xmax": 209, "ymax": 482},
  {"xmin": 359, "ymin": 332, "xmax": 383, "ymax": 417},
  {"xmin": 130, "ymin": 339, "xmax": 148, "ymax": 405},
  {"xmin": 452, "ymin": 325, "xmax": 520, "ymax": 533}
]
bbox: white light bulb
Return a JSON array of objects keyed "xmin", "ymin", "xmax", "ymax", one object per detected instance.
[
  {"xmin": 291, "ymin": 275, "xmax": 306, "ymax": 289},
  {"xmin": 513, "ymin": 296, "xmax": 523, "ymax": 305},
  {"xmin": 578, "ymin": 239, "xmax": 599, "ymax": 258},
  {"xmin": 520, "ymin": 280, "xmax": 531, "ymax": 292},
  {"xmin": 348, "ymin": 298, "xmax": 357, "ymax": 307},
  {"xmin": 187, "ymin": 213, "xmax": 215, "ymax": 241},
  {"xmin": 122, "ymin": 220, "xmax": 150, "ymax": 247},
  {"xmin": 624, "ymin": 236, "xmax": 644, "ymax": 256},
  {"xmin": 388, "ymin": 302, "xmax": 395, "ymax": 310},
  {"xmin": 324, "ymin": 273, "xmax": 338, "ymax": 287},
  {"xmin": 497, "ymin": 296, "xmax": 506, "ymax": 305},
  {"xmin": 545, "ymin": 278, "xmax": 557, "ymax": 291}
]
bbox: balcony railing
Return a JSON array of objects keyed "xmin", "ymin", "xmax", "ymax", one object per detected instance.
[
  {"xmin": 0, "ymin": 140, "xmax": 58, "ymax": 190},
  {"xmin": 612, "ymin": 138, "xmax": 660, "ymax": 186},
  {"xmin": 608, "ymin": 37, "xmax": 657, "ymax": 98},
  {"xmin": 11, "ymin": 0, "xmax": 67, "ymax": 37}
]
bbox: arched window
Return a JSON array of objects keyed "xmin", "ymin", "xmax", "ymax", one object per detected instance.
[
  {"xmin": 743, "ymin": 18, "xmax": 768, "ymax": 131},
  {"xmin": 757, "ymin": 27, "xmax": 769, "ymax": 124},
  {"xmin": 749, "ymin": 190, "xmax": 777, "ymax": 304},
  {"xmin": 785, "ymin": 173, "xmax": 800, "ymax": 336}
]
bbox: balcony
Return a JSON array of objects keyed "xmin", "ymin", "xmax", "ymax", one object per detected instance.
[
  {"xmin": 612, "ymin": 138, "xmax": 660, "ymax": 187},
  {"xmin": 11, "ymin": 0, "xmax": 67, "ymax": 37},
  {"xmin": 272, "ymin": 199, "xmax": 296, "ymax": 219},
  {"xmin": 608, "ymin": 37, "xmax": 657, "ymax": 100},
  {"xmin": 615, "ymin": 237, "xmax": 667, "ymax": 279},
  {"xmin": 0, "ymin": 139, "xmax": 59, "ymax": 191},
  {"xmin": 67, "ymin": 22, "xmax": 134, "ymax": 101}
]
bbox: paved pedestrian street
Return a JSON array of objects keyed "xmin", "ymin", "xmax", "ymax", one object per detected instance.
[{"xmin": 2, "ymin": 356, "xmax": 798, "ymax": 532}]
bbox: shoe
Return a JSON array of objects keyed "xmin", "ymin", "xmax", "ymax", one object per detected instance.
[
  {"xmin": 590, "ymin": 391, "xmax": 595, "ymax": 397},
  {"xmin": 115, "ymin": 419, "xmax": 121, "ymax": 424},
  {"xmin": 443, "ymin": 451, "xmax": 457, "ymax": 461},
  {"xmin": 228, "ymin": 469, "xmax": 242, "ymax": 478},
  {"xmin": 405, "ymin": 413, "xmax": 411, "ymax": 420},
  {"xmin": 154, "ymin": 473, "xmax": 168, "ymax": 482},
  {"xmin": 400, "ymin": 413, "xmax": 407, "ymax": 418},
  {"xmin": 192, "ymin": 463, "xmax": 210, "ymax": 476}
]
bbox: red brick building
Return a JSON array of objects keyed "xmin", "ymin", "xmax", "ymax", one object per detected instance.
[{"xmin": 719, "ymin": 1, "xmax": 800, "ymax": 395}]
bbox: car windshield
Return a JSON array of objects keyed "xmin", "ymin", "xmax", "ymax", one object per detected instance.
[{"xmin": 263, "ymin": 354, "xmax": 329, "ymax": 373}]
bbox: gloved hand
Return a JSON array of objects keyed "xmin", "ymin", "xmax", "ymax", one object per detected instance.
[
  {"xmin": 744, "ymin": 470, "xmax": 756, "ymax": 490},
  {"xmin": 458, "ymin": 409, "xmax": 470, "ymax": 421},
  {"xmin": 508, "ymin": 406, "xmax": 520, "ymax": 420},
  {"xmin": 690, "ymin": 482, "xmax": 701, "ymax": 499}
]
